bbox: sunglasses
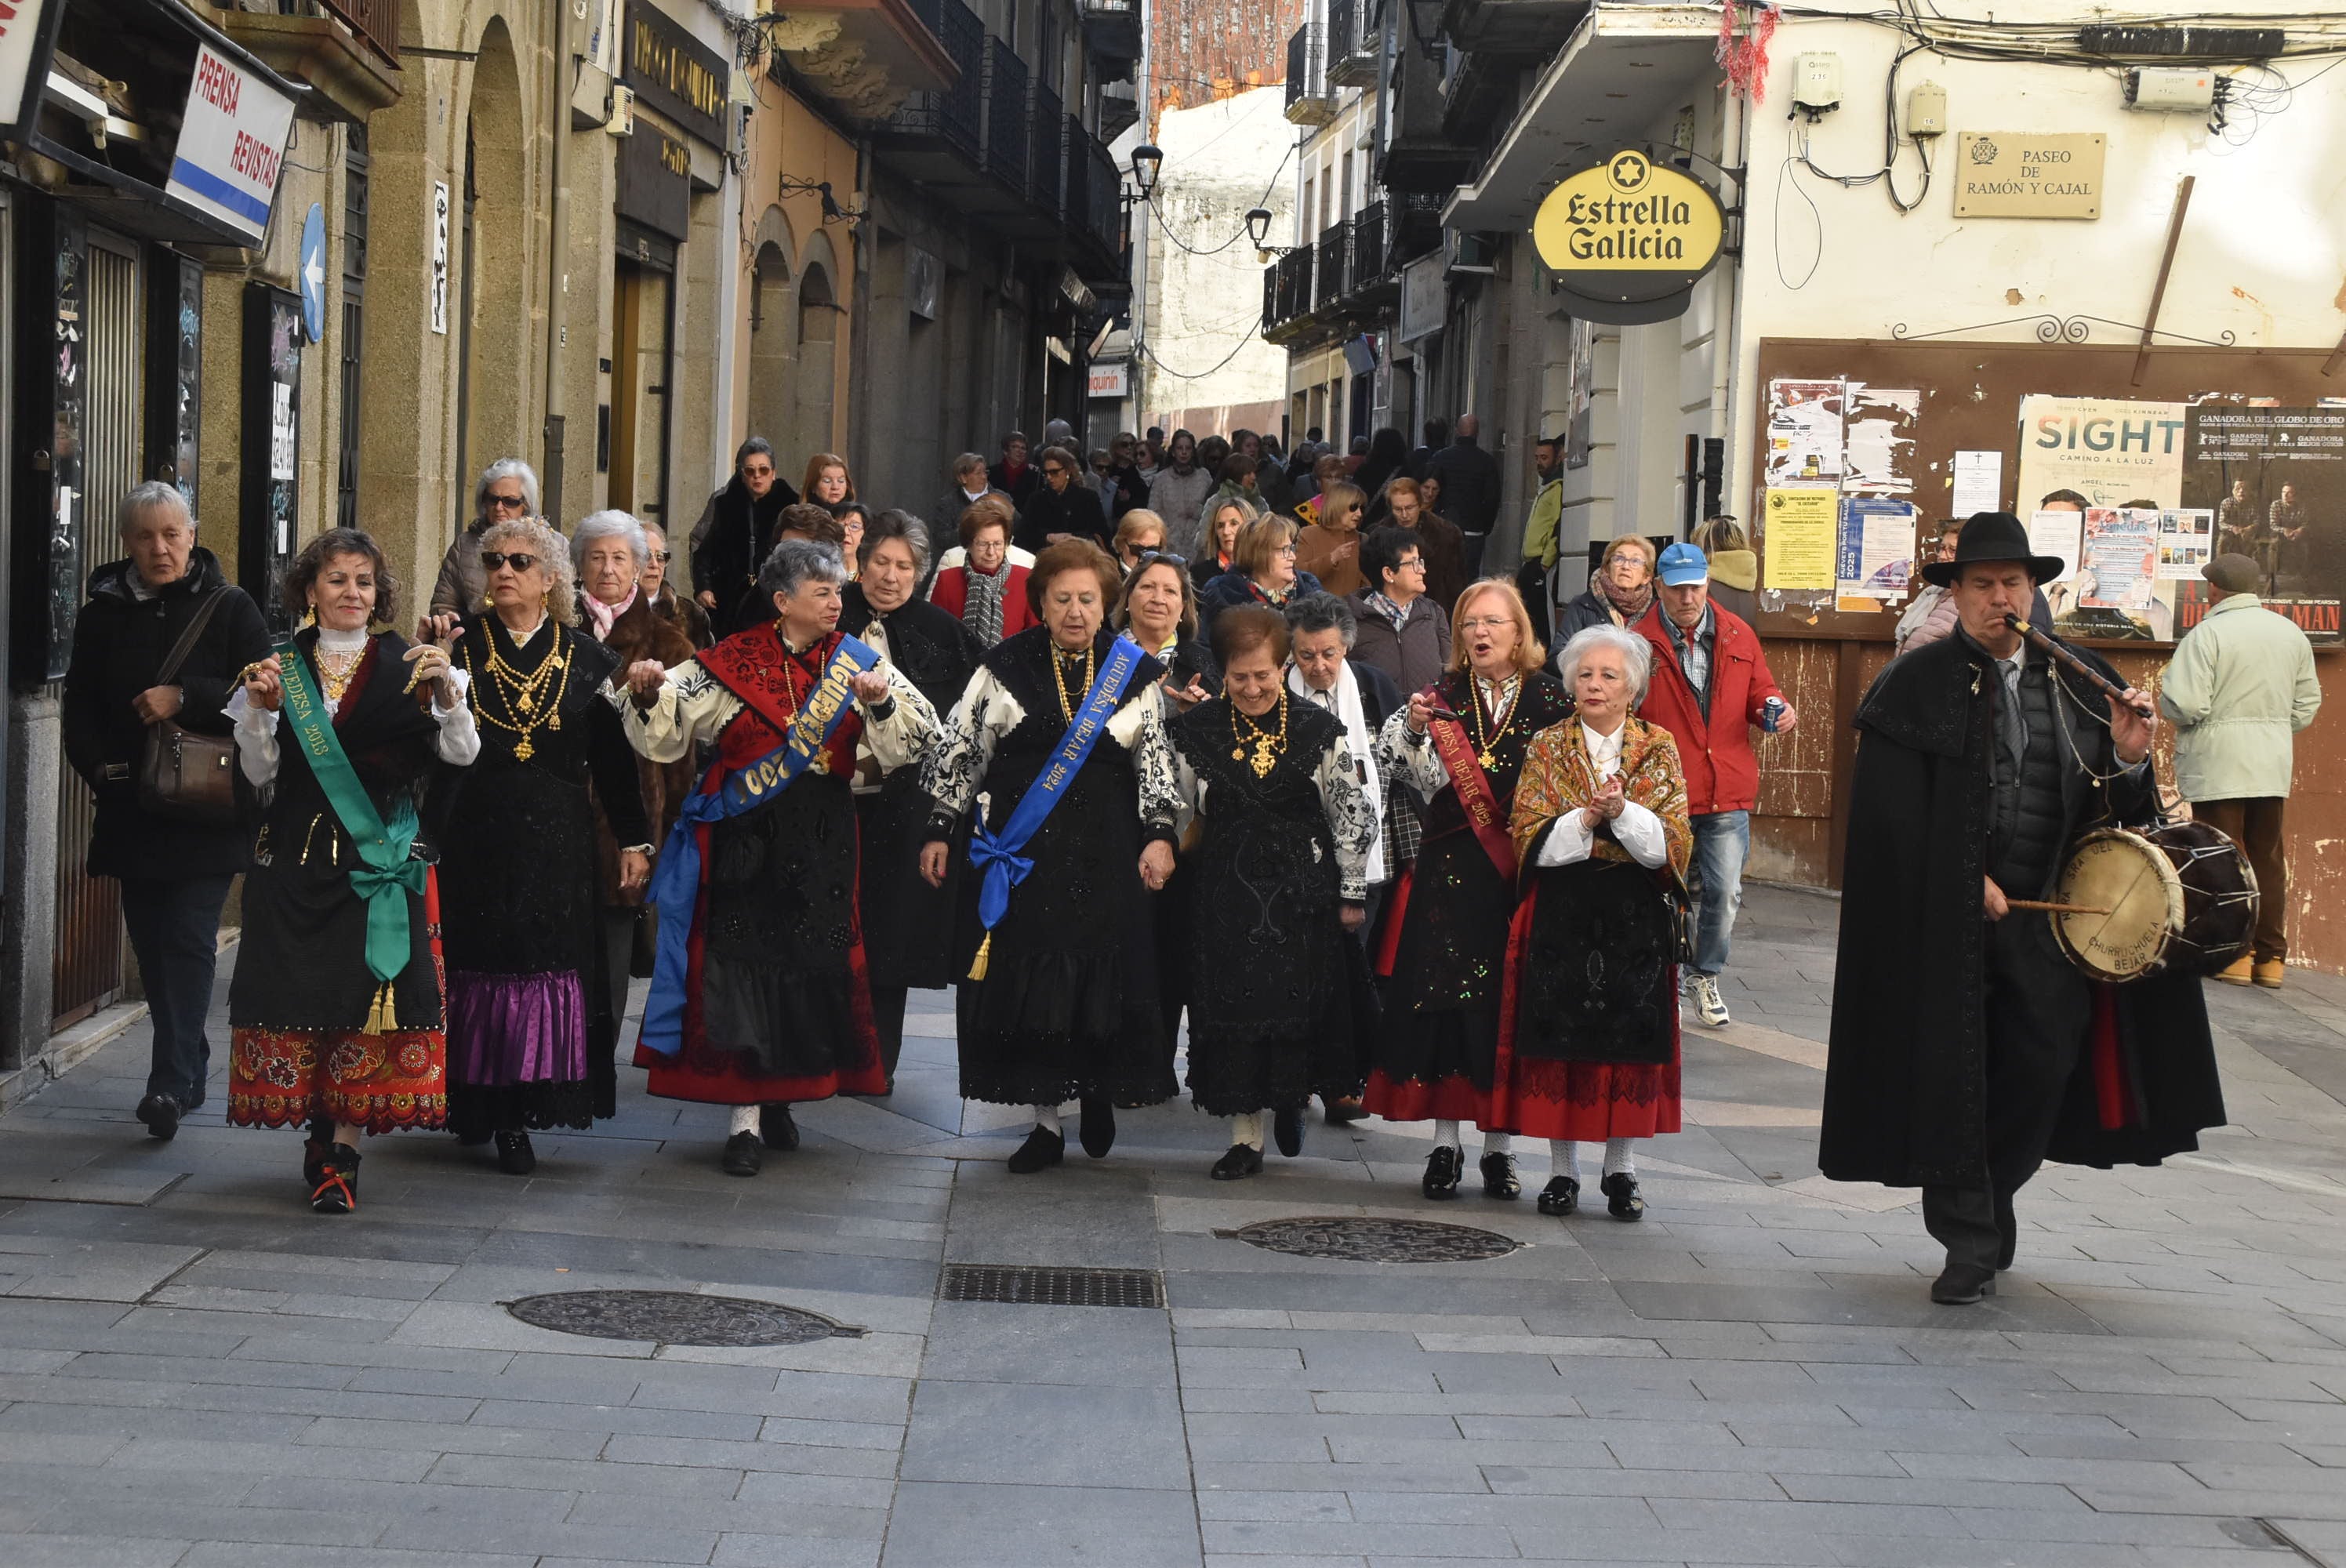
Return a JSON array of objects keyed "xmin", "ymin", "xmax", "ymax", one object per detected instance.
[
  {"xmin": 481, "ymin": 551, "xmax": 539, "ymax": 572},
  {"xmin": 485, "ymin": 493, "xmax": 528, "ymax": 510},
  {"xmin": 1134, "ymin": 549, "xmax": 1189, "ymax": 568},
  {"xmin": 650, "ymin": 550, "xmax": 674, "ymax": 563},
  {"xmin": 1043, "ymin": 466, "xmax": 1067, "ymax": 477}
]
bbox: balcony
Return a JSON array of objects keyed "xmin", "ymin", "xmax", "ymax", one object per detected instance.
[
  {"xmin": 1313, "ymin": 222, "xmax": 1349, "ymax": 308},
  {"xmin": 1327, "ymin": 0, "xmax": 1380, "ymax": 87},
  {"xmin": 979, "ymin": 37, "xmax": 1030, "ymax": 194},
  {"xmin": 1284, "ymin": 24, "xmax": 1336, "ymax": 126},
  {"xmin": 1349, "ymin": 199, "xmax": 1389, "ymax": 292},
  {"xmin": 1073, "ymin": 131, "xmax": 1128, "ymax": 283},
  {"xmin": 1440, "ymin": 43, "xmax": 1518, "ymax": 145},
  {"xmin": 1030, "ymin": 79, "xmax": 1066, "ymax": 217},
  {"xmin": 215, "ymin": 0, "xmax": 401, "ymax": 125},
  {"xmin": 755, "ymin": 0, "xmax": 961, "ymax": 122},
  {"xmin": 1080, "ymin": 0, "xmax": 1142, "ymax": 69},
  {"xmin": 873, "ymin": 0, "xmax": 985, "ymax": 183},
  {"xmin": 1439, "ymin": 0, "xmax": 1592, "ymax": 56},
  {"xmin": 1390, "ymin": 189, "xmax": 1444, "ymax": 262},
  {"xmin": 1264, "ymin": 248, "xmax": 1316, "ymax": 336},
  {"xmin": 1378, "ymin": 29, "xmax": 1477, "ymax": 191}
]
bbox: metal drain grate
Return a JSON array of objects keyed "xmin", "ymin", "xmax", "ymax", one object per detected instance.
[
  {"xmin": 503, "ymin": 1290, "xmax": 864, "ymax": 1347},
  {"xmin": 1218, "ymin": 1216, "xmax": 1525, "ymax": 1263},
  {"xmin": 939, "ymin": 1263, "xmax": 1166, "ymax": 1308}
]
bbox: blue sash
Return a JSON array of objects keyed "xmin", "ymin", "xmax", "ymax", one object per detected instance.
[
  {"xmin": 639, "ymin": 633, "xmax": 881, "ymax": 1057},
  {"xmin": 968, "ymin": 635, "xmax": 1149, "ymax": 943}
]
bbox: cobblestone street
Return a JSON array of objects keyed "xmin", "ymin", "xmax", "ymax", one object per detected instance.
[{"xmin": 1, "ymin": 884, "xmax": 2343, "ymax": 1568}]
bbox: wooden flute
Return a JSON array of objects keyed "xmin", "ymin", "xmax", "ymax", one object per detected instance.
[{"xmin": 2003, "ymin": 615, "xmax": 2155, "ymax": 718}]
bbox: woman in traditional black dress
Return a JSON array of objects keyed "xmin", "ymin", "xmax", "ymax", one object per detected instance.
[
  {"xmin": 1368, "ymin": 578, "xmax": 1572, "ymax": 1201},
  {"xmin": 919, "ymin": 540, "xmax": 1182, "ymax": 1173},
  {"xmin": 440, "ymin": 517, "xmax": 652, "ymax": 1174},
  {"xmin": 227, "ymin": 529, "xmax": 478, "ymax": 1212},
  {"xmin": 1168, "ymin": 608, "xmax": 1376, "ymax": 1178},
  {"xmin": 843, "ymin": 511, "xmax": 985, "ymax": 1088}
]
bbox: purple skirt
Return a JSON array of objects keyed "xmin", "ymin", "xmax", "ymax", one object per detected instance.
[{"xmin": 445, "ymin": 970, "xmax": 590, "ymax": 1086}]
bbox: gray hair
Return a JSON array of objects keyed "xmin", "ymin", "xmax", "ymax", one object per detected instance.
[
  {"xmin": 1283, "ymin": 590, "xmax": 1358, "ymax": 652},
  {"xmin": 118, "ymin": 480, "xmax": 193, "ymax": 536},
  {"xmin": 474, "ymin": 457, "xmax": 541, "ymax": 518},
  {"xmin": 1556, "ymin": 622, "xmax": 1651, "ymax": 702},
  {"xmin": 479, "ymin": 516, "xmax": 578, "ymax": 626},
  {"xmin": 570, "ymin": 510, "xmax": 650, "ymax": 574},
  {"xmin": 863, "ymin": 510, "xmax": 932, "ymax": 576},
  {"xmin": 952, "ymin": 451, "xmax": 987, "ymax": 480},
  {"xmin": 758, "ymin": 537, "xmax": 848, "ymax": 601}
]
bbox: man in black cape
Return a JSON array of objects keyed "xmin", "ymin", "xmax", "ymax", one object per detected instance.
[{"xmin": 1821, "ymin": 512, "xmax": 2225, "ymax": 1305}]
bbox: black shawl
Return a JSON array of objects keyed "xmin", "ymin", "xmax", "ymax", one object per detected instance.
[{"xmin": 692, "ymin": 476, "xmax": 797, "ymax": 640}]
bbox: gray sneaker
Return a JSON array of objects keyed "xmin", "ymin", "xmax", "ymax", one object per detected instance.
[{"xmin": 1690, "ymin": 974, "xmax": 1730, "ymax": 1028}]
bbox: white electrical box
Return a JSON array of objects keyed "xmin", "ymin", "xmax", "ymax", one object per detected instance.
[
  {"xmin": 2125, "ymin": 67, "xmax": 2215, "ymax": 111},
  {"xmin": 1792, "ymin": 53, "xmax": 1843, "ymax": 114},
  {"xmin": 1906, "ymin": 81, "xmax": 1947, "ymax": 138},
  {"xmin": 608, "ymin": 82, "xmax": 636, "ymax": 135}
]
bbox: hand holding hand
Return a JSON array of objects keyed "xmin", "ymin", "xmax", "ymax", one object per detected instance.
[
  {"xmin": 1339, "ymin": 903, "xmax": 1367, "ymax": 931},
  {"xmin": 851, "ymin": 670, "xmax": 892, "ymax": 706},
  {"xmin": 1138, "ymin": 840, "xmax": 1175, "ymax": 891},
  {"xmin": 417, "ymin": 612, "xmax": 461, "ymax": 647},
  {"xmin": 626, "ymin": 659, "xmax": 668, "ymax": 702},
  {"xmin": 619, "ymin": 849, "xmax": 652, "ymax": 895},
  {"xmin": 919, "ymin": 842, "xmax": 950, "ymax": 888}
]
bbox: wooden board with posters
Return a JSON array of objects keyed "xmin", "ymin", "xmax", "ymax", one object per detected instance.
[{"xmin": 1746, "ymin": 339, "xmax": 2346, "ymax": 645}]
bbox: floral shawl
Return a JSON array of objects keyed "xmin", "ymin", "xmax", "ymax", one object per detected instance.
[{"xmin": 1508, "ymin": 716, "xmax": 1692, "ymax": 880}]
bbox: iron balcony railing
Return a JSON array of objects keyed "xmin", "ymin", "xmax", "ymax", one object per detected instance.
[
  {"xmin": 1030, "ymin": 80, "xmax": 1065, "ymax": 215},
  {"xmin": 1284, "ymin": 23, "xmax": 1332, "ymax": 124},
  {"xmin": 1080, "ymin": 134, "xmax": 1121, "ymax": 256},
  {"xmin": 881, "ymin": 0, "xmax": 985, "ymax": 161},
  {"xmin": 1350, "ymin": 199, "xmax": 1387, "ymax": 287},
  {"xmin": 1272, "ymin": 248, "xmax": 1314, "ymax": 321},
  {"xmin": 1313, "ymin": 222, "xmax": 1348, "ymax": 307},
  {"xmin": 310, "ymin": 0, "xmax": 401, "ymax": 66},
  {"xmin": 980, "ymin": 36, "xmax": 1030, "ymax": 189}
]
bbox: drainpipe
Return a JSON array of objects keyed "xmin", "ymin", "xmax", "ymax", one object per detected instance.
[
  {"xmin": 1707, "ymin": 82, "xmax": 1747, "ymax": 512},
  {"xmin": 542, "ymin": 0, "xmax": 574, "ymax": 523},
  {"xmin": 848, "ymin": 136, "xmax": 875, "ymax": 481}
]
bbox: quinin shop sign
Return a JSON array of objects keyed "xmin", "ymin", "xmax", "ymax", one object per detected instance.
[{"xmin": 1532, "ymin": 151, "xmax": 1725, "ymax": 325}]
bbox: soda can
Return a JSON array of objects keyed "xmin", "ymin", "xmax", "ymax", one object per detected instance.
[{"xmin": 1761, "ymin": 695, "xmax": 1786, "ymax": 734}]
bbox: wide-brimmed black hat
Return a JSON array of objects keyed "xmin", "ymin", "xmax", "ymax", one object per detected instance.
[{"xmin": 1920, "ymin": 510, "xmax": 2067, "ymax": 586}]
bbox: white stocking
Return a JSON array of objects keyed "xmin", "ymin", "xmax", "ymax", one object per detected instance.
[
  {"xmin": 1433, "ymin": 1119, "xmax": 1463, "ymax": 1152},
  {"xmin": 1603, "ymin": 1138, "xmax": 1636, "ymax": 1178},
  {"xmin": 1482, "ymin": 1131, "xmax": 1513, "ymax": 1157},
  {"xmin": 1549, "ymin": 1139, "xmax": 1582, "ymax": 1182},
  {"xmin": 1031, "ymin": 1104, "xmax": 1061, "ymax": 1135},
  {"xmin": 728, "ymin": 1104, "xmax": 760, "ymax": 1137},
  {"xmin": 1231, "ymin": 1111, "xmax": 1266, "ymax": 1150}
]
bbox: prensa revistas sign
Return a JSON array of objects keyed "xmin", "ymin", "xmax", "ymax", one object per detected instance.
[{"xmin": 1532, "ymin": 151, "xmax": 1725, "ymax": 325}]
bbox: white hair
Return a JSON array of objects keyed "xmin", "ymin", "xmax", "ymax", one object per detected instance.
[
  {"xmin": 118, "ymin": 480, "xmax": 192, "ymax": 536},
  {"xmin": 1557, "ymin": 623, "xmax": 1652, "ymax": 703},
  {"xmin": 474, "ymin": 457, "xmax": 540, "ymax": 518},
  {"xmin": 570, "ymin": 509, "xmax": 650, "ymax": 573}
]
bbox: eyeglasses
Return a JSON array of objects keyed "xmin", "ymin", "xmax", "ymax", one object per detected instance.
[
  {"xmin": 1043, "ymin": 466, "xmax": 1067, "ymax": 477},
  {"xmin": 1275, "ymin": 543, "xmax": 1298, "ymax": 557},
  {"xmin": 651, "ymin": 550, "xmax": 674, "ymax": 563},
  {"xmin": 481, "ymin": 551, "xmax": 539, "ymax": 572},
  {"xmin": 1396, "ymin": 557, "xmax": 1425, "ymax": 571},
  {"xmin": 485, "ymin": 493, "xmax": 528, "ymax": 511},
  {"xmin": 1458, "ymin": 615, "xmax": 1512, "ymax": 633}
]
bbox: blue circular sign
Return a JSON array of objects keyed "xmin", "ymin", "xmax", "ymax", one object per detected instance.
[{"xmin": 299, "ymin": 204, "xmax": 327, "ymax": 343}]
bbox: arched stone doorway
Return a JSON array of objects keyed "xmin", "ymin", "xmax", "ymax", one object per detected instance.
[
  {"xmin": 745, "ymin": 206, "xmax": 796, "ymax": 456},
  {"xmin": 460, "ymin": 19, "xmax": 530, "ymax": 501},
  {"xmin": 794, "ymin": 231, "xmax": 841, "ymax": 466}
]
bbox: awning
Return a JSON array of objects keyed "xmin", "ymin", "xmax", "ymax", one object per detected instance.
[{"xmin": 1444, "ymin": 3, "xmax": 1723, "ymax": 233}]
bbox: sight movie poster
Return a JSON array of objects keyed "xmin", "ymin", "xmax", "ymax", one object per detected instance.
[{"xmin": 2171, "ymin": 405, "xmax": 2346, "ymax": 645}]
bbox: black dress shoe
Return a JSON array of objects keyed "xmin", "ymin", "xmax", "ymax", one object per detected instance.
[
  {"xmin": 1930, "ymin": 1261, "xmax": 1998, "ymax": 1305},
  {"xmin": 761, "ymin": 1104, "xmax": 799, "ymax": 1151},
  {"xmin": 1537, "ymin": 1176, "xmax": 1580, "ymax": 1216},
  {"xmin": 1600, "ymin": 1171, "xmax": 1645, "ymax": 1221},
  {"xmin": 721, "ymin": 1131, "xmax": 764, "ymax": 1177},
  {"xmin": 1480, "ymin": 1151, "xmax": 1520, "ymax": 1200},
  {"xmin": 495, "ymin": 1130, "xmax": 536, "ymax": 1175},
  {"xmin": 1078, "ymin": 1097, "xmax": 1115, "ymax": 1158},
  {"xmin": 1422, "ymin": 1145, "xmax": 1462, "ymax": 1200},
  {"xmin": 1007, "ymin": 1125, "xmax": 1065, "ymax": 1174},
  {"xmin": 1273, "ymin": 1107, "xmax": 1305, "ymax": 1158},
  {"xmin": 1210, "ymin": 1144, "xmax": 1265, "ymax": 1181},
  {"xmin": 135, "ymin": 1094, "xmax": 182, "ymax": 1142},
  {"xmin": 310, "ymin": 1144, "xmax": 360, "ymax": 1214},
  {"xmin": 1322, "ymin": 1096, "xmax": 1368, "ymax": 1125}
]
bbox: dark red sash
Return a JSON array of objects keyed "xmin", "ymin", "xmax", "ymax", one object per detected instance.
[
  {"xmin": 1428, "ymin": 714, "xmax": 1517, "ymax": 882},
  {"xmin": 698, "ymin": 624, "xmax": 834, "ymax": 744}
]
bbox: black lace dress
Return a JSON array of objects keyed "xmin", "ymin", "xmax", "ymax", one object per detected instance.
[
  {"xmin": 920, "ymin": 626, "xmax": 1179, "ymax": 1108},
  {"xmin": 440, "ymin": 615, "xmax": 649, "ymax": 1137},
  {"xmin": 1168, "ymin": 695, "xmax": 1377, "ymax": 1115},
  {"xmin": 1364, "ymin": 669, "xmax": 1573, "ymax": 1125}
]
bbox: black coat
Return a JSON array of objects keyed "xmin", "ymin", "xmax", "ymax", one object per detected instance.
[
  {"xmin": 1422, "ymin": 437, "xmax": 1502, "ymax": 535},
  {"xmin": 690, "ymin": 476, "xmax": 797, "ymax": 640},
  {"xmin": 1349, "ymin": 659, "xmax": 1404, "ymax": 729},
  {"xmin": 1820, "ymin": 632, "xmax": 2226, "ymax": 1189},
  {"xmin": 62, "ymin": 547, "xmax": 273, "ymax": 879},
  {"xmin": 1014, "ymin": 482, "xmax": 1111, "ymax": 554}
]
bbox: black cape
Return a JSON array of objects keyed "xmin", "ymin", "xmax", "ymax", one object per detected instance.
[{"xmin": 1819, "ymin": 632, "xmax": 2224, "ymax": 1189}]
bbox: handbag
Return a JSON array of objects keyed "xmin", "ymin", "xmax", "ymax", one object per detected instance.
[{"xmin": 136, "ymin": 587, "xmax": 239, "ymax": 824}]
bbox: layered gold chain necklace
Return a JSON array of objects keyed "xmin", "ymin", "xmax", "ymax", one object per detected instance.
[
  {"xmin": 1230, "ymin": 687, "xmax": 1289, "ymax": 779},
  {"xmin": 476, "ymin": 620, "xmax": 569, "ymax": 761},
  {"xmin": 1050, "ymin": 642, "xmax": 1096, "ymax": 722},
  {"xmin": 1469, "ymin": 674, "xmax": 1522, "ymax": 771},
  {"xmin": 314, "ymin": 646, "xmax": 364, "ymax": 705}
]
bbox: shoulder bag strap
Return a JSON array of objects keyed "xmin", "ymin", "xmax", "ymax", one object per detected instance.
[{"xmin": 154, "ymin": 587, "xmax": 230, "ymax": 686}]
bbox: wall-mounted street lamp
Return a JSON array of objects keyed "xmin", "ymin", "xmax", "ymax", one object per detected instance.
[
  {"xmin": 1130, "ymin": 143, "xmax": 1162, "ymax": 198},
  {"xmin": 777, "ymin": 176, "xmax": 864, "ymax": 226}
]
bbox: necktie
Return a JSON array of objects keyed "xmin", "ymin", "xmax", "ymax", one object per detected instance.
[{"xmin": 1999, "ymin": 659, "xmax": 2027, "ymax": 767}]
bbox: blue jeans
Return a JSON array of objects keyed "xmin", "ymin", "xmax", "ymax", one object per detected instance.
[
  {"xmin": 1688, "ymin": 811, "xmax": 1749, "ymax": 978},
  {"xmin": 119, "ymin": 874, "xmax": 235, "ymax": 1107}
]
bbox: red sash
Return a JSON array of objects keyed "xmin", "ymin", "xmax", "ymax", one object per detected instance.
[
  {"xmin": 699, "ymin": 624, "xmax": 847, "ymax": 750},
  {"xmin": 1428, "ymin": 714, "xmax": 1518, "ymax": 882}
]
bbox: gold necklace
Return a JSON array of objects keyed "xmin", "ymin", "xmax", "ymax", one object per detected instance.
[
  {"xmin": 1229, "ymin": 688, "xmax": 1289, "ymax": 779},
  {"xmin": 473, "ymin": 622, "xmax": 570, "ymax": 761},
  {"xmin": 1469, "ymin": 673, "xmax": 1522, "ymax": 771},
  {"xmin": 314, "ymin": 644, "xmax": 364, "ymax": 704},
  {"xmin": 1050, "ymin": 641, "xmax": 1096, "ymax": 722}
]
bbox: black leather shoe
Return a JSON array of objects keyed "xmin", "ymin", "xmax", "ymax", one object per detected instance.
[
  {"xmin": 1007, "ymin": 1125, "xmax": 1065, "ymax": 1174},
  {"xmin": 1930, "ymin": 1261, "xmax": 1998, "ymax": 1305},
  {"xmin": 1078, "ymin": 1097, "xmax": 1115, "ymax": 1158},
  {"xmin": 1273, "ymin": 1107, "xmax": 1304, "ymax": 1158},
  {"xmin": 1210, "ymin": 1144, "xmax": 1265, "ymax": 1181},
  {"xmin": 761, "ymin": 1104, "xmax": 800, "ymax": 1151},
  {"xmin": 310, "ymin": 1144, "xmax": 360, "ymax": 1214},
  {"xmin": 1422, "ymin": 1145, "xmax": 1462, "ymax": 1200},
  {"xmin": 1601, "ymin": 1171, "xmax": 1645, "ymax": 1221},
  {"xmin": 493, "ymin": 1131, "xmax": 536, "ymax": 1175},
  {"xmin": 135, "ymin": 1094, "xmax": 182, "ymax": 1142},
  {"xmin": 1537, "ymin": 1176, "xmax": 1580, "ymax": 1216},
  {"xmin": 1480, "ymin": 1151, "xmax": 1520, "ymax": 1200},
  {"xmin": 1322, "ymin": 1096, "xmax": 1368, "ymax": 1125},
  {"xmin": 721, "ymin": 1131, "xmax": 764, "ymax": 1177}
]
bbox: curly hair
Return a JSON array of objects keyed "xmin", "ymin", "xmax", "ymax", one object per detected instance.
[
  {"xmin": 284, "ymin": 526, "xmax": 401, "ymax": 629},
  {"xmin": 1114, "ymin": 552, "xmax": 1199, "ymax": 642},
  {"xmin": 479, "ymin": 517, "xmax": 578, "ymax": 626},
  {"xmin": 1026, "ymin": 539, "xmax": 1122, "ymax": 617}
]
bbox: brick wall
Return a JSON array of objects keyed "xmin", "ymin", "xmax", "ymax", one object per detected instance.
[{"xmin": 1149, "ymin": 0, "xmax": 1312, "ymax": 131}]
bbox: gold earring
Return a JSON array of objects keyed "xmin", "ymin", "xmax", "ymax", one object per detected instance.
[{"xmin": 300, "ymin": 605, "xmax": 318, "ymax": 628}]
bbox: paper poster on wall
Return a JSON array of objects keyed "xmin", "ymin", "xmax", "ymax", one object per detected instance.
[
  {"xmin": 1836, "ymin": 497, "xmax": 1917, "ymax": 597},
  {"xmin": 1843, "ymin": 387, "xmax": 1920, "ymax": 494},
  {"xmin": 2046, "ymin": 508, "xmax": 2172, "ymax": 640},
  {"xmin": 1762, "ymin": 487, "xmax": 1839, "ymax": 590},
  {"xmin": 2155, "ymin": 510, "xmax": 2213, "ymax": 579},
  {"xmin": 1952, "ymin": 450, "xmax": 2003, "ymax": 516},
  {"xmin": 2014, "ymin": 394, "xmax": 2188, "ymax": 512},
  {"xmin": 1766, "ymin": 379, "xmax": 1846, "ymax": 485},
  {"xmin": 2175, "ymin": 404, "xmax": 2346, "ymax": 642},
  {"xmin": 2028, "ymin": 509, "xmax": 2085, "ymax": 583}
]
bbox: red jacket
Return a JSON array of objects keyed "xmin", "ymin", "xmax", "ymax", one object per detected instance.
[
  {"xmin": 928, "ymin": 563, "xmax": 1037, "ymax": 640},
  {"xmin": 1632, "ymin": 601, "xmax": 1783, "ymax": 815}
]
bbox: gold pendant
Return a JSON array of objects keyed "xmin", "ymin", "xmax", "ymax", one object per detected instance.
[
  {"xmin": 548, "ymin": 713, "xmax": 561, "ymax": 731},
  {"xmin": 1232, "ymin": 746, "xmax": 1247, "ymax": 761},
  {"xmin": 1251, "ymin": 739, "xmax": 1277, "ymax": 779},
  {"xmin": 513, "ymin": 737, "xmax": 535, "ymax": 761},
  {"xmin": 518, "ymin": 693, "xmax": 535, "ymax": 713},
  {"xmin": 1478, "ymin": 750, "xmax": 1496, "ymax": 770}
]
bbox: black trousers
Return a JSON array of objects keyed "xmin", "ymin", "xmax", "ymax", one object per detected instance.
[
  {"xmin": 870, "ymin": 983, "xmax": 908, "ymax": 1085},
  {"xmin": 120, "ymin": 874, "xmax": 237, "ymax": 1108},
  {"xmin": 1922, "ymin": 914, "xmax": 2090, "ymax": 1272}
]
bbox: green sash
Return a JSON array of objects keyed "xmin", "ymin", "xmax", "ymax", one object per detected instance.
[{"xmin": 276, "ymin": 637, "xmax": 427, "ymax": 1027}]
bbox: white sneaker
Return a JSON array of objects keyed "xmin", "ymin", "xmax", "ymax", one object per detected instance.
[{"xmin": 1690, "ymin": 974, "xmax": 1730, "ymax": 1028}]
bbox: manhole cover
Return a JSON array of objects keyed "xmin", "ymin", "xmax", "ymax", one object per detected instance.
[
  {"xmin": 503, "ymin": 1290, "xmax": 863, "ymax": 1347},
  {"xmin": 1218, "ymin": 1216, "xmax": 1523, "ymax": 1262}
]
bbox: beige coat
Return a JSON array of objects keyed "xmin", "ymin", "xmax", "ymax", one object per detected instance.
[{"xmin": 2158, "ymin": 592, "xmax": 2322, "ymax": 801}]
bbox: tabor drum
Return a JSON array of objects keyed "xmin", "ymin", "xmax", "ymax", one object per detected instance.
[{"xmin": 2049, "ymin": 822, "xmax": 2257, "ymax": 983}]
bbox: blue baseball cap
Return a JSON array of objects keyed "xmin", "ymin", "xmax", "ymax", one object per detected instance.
[{"xmin": 1655, "ymin": 542, "xmax": 1709, "ymax": 587}]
